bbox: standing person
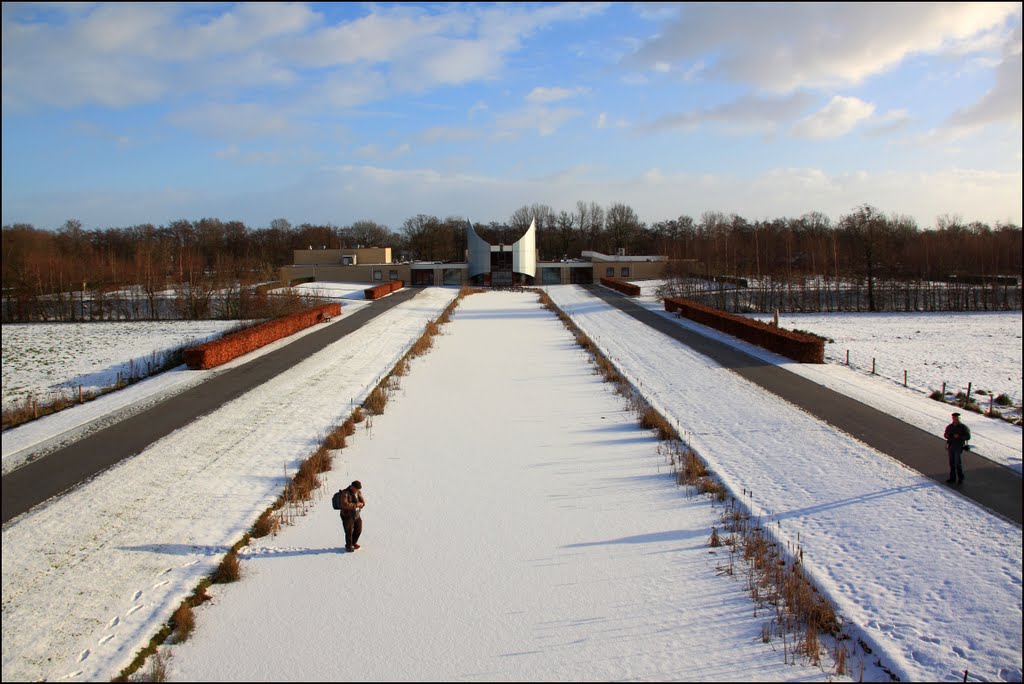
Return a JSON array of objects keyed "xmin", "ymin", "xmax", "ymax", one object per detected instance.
[
  {"xmin": 943, "ymin": 412, "xmax": 971, "ymax": 485},
  {"xmin": 339, "ymin": 480, "xmax": 365, "ymax": 552}
]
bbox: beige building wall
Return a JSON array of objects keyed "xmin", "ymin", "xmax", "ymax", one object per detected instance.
[
  {"xmin": 280, "ymin": 264, "xmax": 410, "ymax": 283},
  {"xmin": 292, "ymin": 247, "xmax": 392, "ymax": 266},
  {"xmin": 592, "ymin": 259, "xmax": 666, "ymax": 281}
]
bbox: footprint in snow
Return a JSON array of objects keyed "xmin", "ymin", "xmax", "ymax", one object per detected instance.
[
  {"xmin": 127, "ymin": 604, "xmax": 144, "ymax": 615},
  {"xmin": 108, "ymin": 616, "xmax": 120, "ymax": 628},
  {"xmin": 152, "ymin": 580, "xmax": 169, "ymax": 589},
  {"xmin": 132, "ymin": 590, "xmax": 142, "ymax": 601},
  {"xmin": 78, "ymin": 649, "xmax": 90, "ymax": 662},
  {"xmin": 98, "ymin": 634, "xmax": 114, "ymax": 645}
]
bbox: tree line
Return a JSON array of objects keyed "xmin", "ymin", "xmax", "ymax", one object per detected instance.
[{"xmin": 2, "ymin": 202, "xmax": 1021, "ymax": 321}]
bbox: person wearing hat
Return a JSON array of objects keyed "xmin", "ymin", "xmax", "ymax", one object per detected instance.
[
  {"xmin": 943, "ymin": 413, "xmax": 971, "ymax": 485},
  {"xmin": 338, "ymin": 480, "xmax": 366, "ymax": 552}
]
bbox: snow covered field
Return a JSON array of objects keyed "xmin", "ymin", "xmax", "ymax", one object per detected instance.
[
  {"xmin": 2, "ymin": 285, "xmax": 1021, "ymax": 682},
  {"xmin": 1, "ymin": 320, "xmax": 243, "ymax": 411}
]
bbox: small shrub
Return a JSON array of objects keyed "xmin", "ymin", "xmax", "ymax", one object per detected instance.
[
  {"xmin": 995, "ymin": 393, "xmax": 1013, "ymax": 406},
  {"xmin": 352, "ymin": 407, "xmax": 365, "ymax": 423},
  {"xmin": 639, "ymin": 407, "xmax": 679, "ymax": 441},
  {"xmin": 171, "ymin": 602, "xmax": 194, "ymax": 643},
  {"xmin": 364, "ymin": 386, "xmax": 388, "ymax": 415},
  {"xmin": 212, "ymin": 552, "xmax": 241, "ymax": 584},
  {"xmin": 709, "ymin": 527, "xmax": 722, "ymax": 547},
  {"xmin": 341, "ymin": 417, "xmax": 356, "ymax": 436},
  {"xmin": 251, "ymin": 509, "xmax": 278, "ymax": 538},
  {"xmin": 323, "ymin": 426, "xmax": 347, "ymax": 450},
  {"xmin": 929, "ymin": 390, "xmax": 944, "ymax": 401}
]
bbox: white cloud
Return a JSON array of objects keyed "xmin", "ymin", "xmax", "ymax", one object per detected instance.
[
  {"xmin": 525, "ymin": 86, "xmax": 589, "ymax": 103},
  {"xmin": 948, "ymin": 28, "xmax": 1023, "ymax": 129},
  {"xmin": 419, "ymin": 127, "xmax": 482, "ymax": 143},
  {"xmin": 596, "ymin": 112, "xmax": 608, "ymax": 129},
  {"xmin": 353, "ymin": 143, "xmax": 412, "ymax": 160},
  {"xmin": 167, "ymin": 103, "xmax": 296, "ymax": 139},
  {"xmin": 792, "ymin": 96, "xmax": 875, "ymax": 139},
  {"xmin": 496, "ymin": 106, "xmax": 583, "ymax": 137},
  {"xmin": 637, "ymin": 92, "xmax": 816, "ymax": 135},
  {"xmin": 626, "ymin": 3, "xmax": 1021, "ymax": 92}
]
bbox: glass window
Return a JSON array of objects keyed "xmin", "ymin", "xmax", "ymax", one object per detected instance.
[
  {"xmin": 605, "ymin": 267, "xmax": 615, "ymax": 277},
  {"xmin": 389, "ymin": 270, "xmax": 399, "ymax": 280},
  {"xmin": 373, "ymin": 270, "xmax": 383, "ymax": 281},
  {"xmin": 621, "ymin": 267, "xmax": 631, "ymax": 278}
]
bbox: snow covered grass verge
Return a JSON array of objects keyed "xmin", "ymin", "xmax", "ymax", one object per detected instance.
[
  {"xmin": 536, "ymin": 289, "xmax": 868, "ymax": 677},
  {"xmin": 114, "ymin": 289, "xmax": 478, "ymax": 682}
]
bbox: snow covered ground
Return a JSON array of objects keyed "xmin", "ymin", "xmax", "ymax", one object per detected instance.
[
  {"xmin": 2, "ymin": 285, "xmax": 1021, "ymax": 682},
  {"xmin": 1, "ymin": 320, "xmax": 243, "ymax": 411}
]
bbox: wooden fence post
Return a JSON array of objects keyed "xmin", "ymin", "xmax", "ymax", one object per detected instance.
[
  {"xmin": 872, "ymin": 358, "xmax": 876, "ymax": 375},
  {"xmin": 904, "ymin": 370, "xmax": 907, "ymax": 387},
  {"xmin": 79, "ymin": 385, "xmax": 83, "ymax": 403},
  {"xmin": 942, "ymin": 381, "xmax": 946, "ymax": 399},
  {"xmin": 966, "ymin": 382, "xmax": 972, "ymax": 406},
  {"xmin": 845, "ymin": 350, "xmax": 849, "ymax": 365}
]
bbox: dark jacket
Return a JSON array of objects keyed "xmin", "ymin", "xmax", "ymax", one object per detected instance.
[
  {"xmin": 944, "ymin": 421, "xmax": 971, "ymax": 446},
  {"xmin": 340, "ymin": 486, "xmax": 365, "ymax": 518}
]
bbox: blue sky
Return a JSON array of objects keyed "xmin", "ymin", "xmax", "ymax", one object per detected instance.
[{"xmin": 2, "ymin": 2, "xmax": 1021, "ymax": 231}]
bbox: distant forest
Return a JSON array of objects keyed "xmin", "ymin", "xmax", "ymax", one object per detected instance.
[{"xmin": 2, "ymin": 201, "xmax": 1021, "ymax": 321}]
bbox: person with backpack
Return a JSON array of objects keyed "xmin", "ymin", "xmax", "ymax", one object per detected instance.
[
  {"xmin": 943, "ymin": 412, "xmax": 971, "ymax": 485},
  {"xmin": 335, "ymin": 480, "xmax": 365, "ymax": 552}
]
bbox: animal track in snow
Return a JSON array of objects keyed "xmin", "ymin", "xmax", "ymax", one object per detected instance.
[
  {"xmin": 108, "ymin": 616, "xmax": 120, "ymax": 628},
  {"xmin": 127, "ymin": 604, "xmax": 144, "ymax": 615},
  {"xmin": 152, "ymin": 580, "xmax": 169, "ymax": 589},
  {"xmin": 131, "ymin": 590, "xmax": 142, "ymax": 601},
  {"xmin": 98, "ymin": 634, "xmax": 114, "ymax": 645},
  {"xmin": 78, "ymin": 649, "xmax": 90, "ymax": 662}
]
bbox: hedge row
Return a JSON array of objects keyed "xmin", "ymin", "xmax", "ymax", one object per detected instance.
[
  {"xmin": 365, "ymin": 280, "xmax": 404, "ymax": 300},
  {"xmin": 664, "ymin": 297, "xmax": 824, "ymax": 363},
  {"xmin": 183, "ymin": 303, "xmax": 342, "ymax": 370},
  {"xmin": 600, "ymin": 277, "xmax": 641, "ymax": 296}
]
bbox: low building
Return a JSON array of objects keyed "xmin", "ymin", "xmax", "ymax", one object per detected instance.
[{"xmin": 279, "ymin": 220, "xmax": 668, "ymax": 287}]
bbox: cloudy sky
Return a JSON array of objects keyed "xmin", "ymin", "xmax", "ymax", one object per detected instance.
[{"xmin": 2, "ymin": 2, "xmax": 1021, "ymax": 232}]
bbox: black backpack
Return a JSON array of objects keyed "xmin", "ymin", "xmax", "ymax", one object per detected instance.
[{"xmin": 331, "ymin": 490, "xmax": 343, "ymax": 510}]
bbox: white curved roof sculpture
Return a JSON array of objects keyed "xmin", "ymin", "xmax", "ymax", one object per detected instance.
[
  {"xmin": 466, "ymin": 220, "xmax": 491, "ymax": 279},
  {"xmin": 512, "ymin": 218, "xmax": 537, "ymax": 278}
]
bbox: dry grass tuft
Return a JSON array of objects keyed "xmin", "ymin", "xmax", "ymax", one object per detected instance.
[
  {"xmin": 352, "ymin": 406, "xmax": 365, "ymax": 423},
  {"xmin": 323, "ymin": 425, "xmax": 347, "ymax": 450},
  {"xmin": 212, "ymin": 551, "xmax": 241, "ymax": 584},
  {"xmin": 639, "ymin": 406, "xmax": 679, "ymax": 441},
  {"xmin": 251, "ymin": 508, "xmax": 279, "ymax": 538},
  {"xmin": 364, "ymin": 386, "xmax": 388, "ymax": 415},
  {"xmin": 708, "ymin": 527, "xmax": 722, "ymax": 547},
  {"xmin": 171, "ymin": 602, "xmax": 194, "ymax": 643}
]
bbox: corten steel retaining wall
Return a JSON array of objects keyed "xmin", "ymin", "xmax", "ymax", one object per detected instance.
[
  {"xmin": 183, "ymin": 303, "xmax": 342, "ymax": 369},
  {"xmin": 665, "ymin": 297, "xmax": 824, "ymax": 363},
  {"xmin": 364, "ymin": 280, "xmax": 404, "ymax": 300},
  {"xmin": 600, "ymin": 277, "xmax": 641, "ymax": 296}
]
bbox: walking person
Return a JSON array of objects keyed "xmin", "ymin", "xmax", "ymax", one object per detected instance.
[
  {"xmin": 338, "ymin": 480, "xmax": 366, "ymax": 552},
  {"xmin": 943, "ymin": 412, "xmax": 971, "ymax": 485}
]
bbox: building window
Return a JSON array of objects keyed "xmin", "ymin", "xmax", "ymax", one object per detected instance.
[
  {"xmin": 389, "ymin": 270, "xmax": 399, "ymax": 280},
  {"xmin": 605, "ymin": 267, "xmax": 615, "ymax": 277},
  {"xmin": 621, "ymin": 267, "xmax": 631, "ymax": 278},
  {"xmin": 373, "ymin": 270, "xmax": 383, "ymax": 281}
]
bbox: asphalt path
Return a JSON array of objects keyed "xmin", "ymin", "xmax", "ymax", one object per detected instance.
[
  {"xmin": 1, "ymin": 289, "xmax": 423, "ymax": 525},
  {"xmin": 583, "ymin": 285, "xmax": 1023, "ymax": 526}
]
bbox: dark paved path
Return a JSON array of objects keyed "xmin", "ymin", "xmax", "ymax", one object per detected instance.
[
  {"xmin": 2, "ymin": 289, "xmax": 423, "ymax": 524},
  {"xmin": 584, "ymin": 285, "xmax": 1023, "ymax": 526}
]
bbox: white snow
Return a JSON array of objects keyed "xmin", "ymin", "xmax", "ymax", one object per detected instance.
[{"xmin": 2, "ymin": 286, "xmax": 1021, "ymax": 682}]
